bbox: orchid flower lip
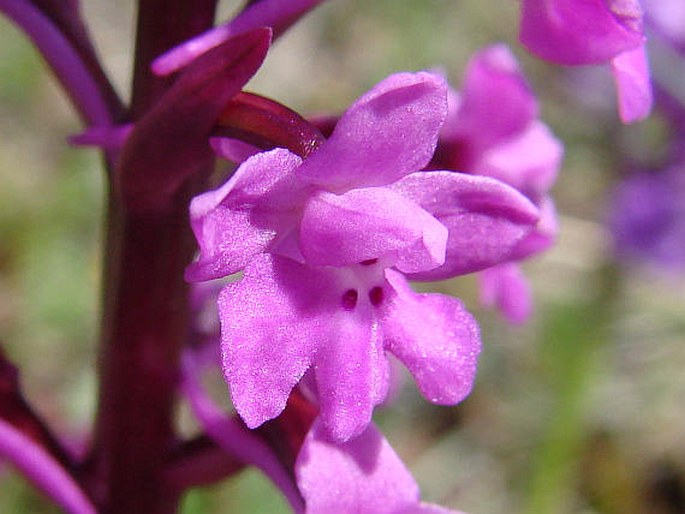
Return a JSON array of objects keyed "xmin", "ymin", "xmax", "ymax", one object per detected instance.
[{"xmin": 186, "ymin": 70, "xmax": 544, "ymax": 441}]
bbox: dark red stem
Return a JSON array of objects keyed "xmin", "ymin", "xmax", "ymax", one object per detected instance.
[
  {"xmin": 130, "ymin": 0, "xmax": 219, "ymax": 117},
  {"xmin": 90, "ymin": 2, "xmax": 217, "ymax": 512}
]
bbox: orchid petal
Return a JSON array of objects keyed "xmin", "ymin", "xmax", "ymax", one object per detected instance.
[
  {"xmin": 509, "ymin": 196, "xmax": 558, "ymax": 260},
  {"xmin": 314, "ymin": 309, "xmax": 389, "ymax": 442},
  {"xmin": 300, "ymin": 188, "xmax": 447, "ymax": 272},
  {"xmin": 520, "ymin": 0, "xmax": 645, "ymax": 65},
  {"xmin": 186, "ymin": 148, "xmax": 305, "ymax": 281},
  {"xmin": 383, "ymin": 270, "xmax": 480, "ymax": 405},
  {"xmin": 476, "ymin": 121, "xmax": 563, "ymax": 201},
  {"xmin": 391, "ymin": 172, "xmax": 539, "ymax": 280},
  {"xmin": 210, "ymin": 136, "xmax": 260, "ymax": 163},
  {"xmin": 295, "ymin": 421, "xmax": 420, "ymax": 514},
  {"xmin": 181, "ymin": 353, "xmax": 305, "ymax": 513},
  {"xmin": 611, "ymin": 46, "xmax": 653, "ymax": 123},
  {"xmin": 219, "ymin": 254, "xmax": 338, "ymax": 428},
  {"xmin": 451, "ymin": 45, "xmax": 538, "ymax": 145},
  {"xmin": 296, "ymin": 72, "xmax": 448, "ymax": 189}
]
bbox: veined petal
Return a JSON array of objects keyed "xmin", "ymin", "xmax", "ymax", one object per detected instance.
[
  {"xmin": 314, "ymin": 309, "xmax": 389, "ymax": 442},
  {"xmin": 295, "ymin": 421, "xmax": 420, "ymax": 514},
  {"xmin": 300, "ymin": 188, "xmax": 447, "ymax": 272},
  {"xmin": 611, "ymin": 46, "xmax": 653, "ymax": 123},
  {"xmin": 186, "ymin": 148, "xmax": 306, "ymax": 281},
  {"xmin": 296, "ymin": 72, "xmax": 448, "ymax": 189},
  {"xmin": 219, "ymin": 254, "xmax": 338, "ymax": 428},
  {"xmin": 520, "ymin": 0, "xmax": 645, "ymax": 65},
  {"xmin": 391, "ymin": 171, "xmax": 540, "ymax": 280},
  {"xmin": 383, "ymin": 270, "xmax": 480, "ymax": 405}
]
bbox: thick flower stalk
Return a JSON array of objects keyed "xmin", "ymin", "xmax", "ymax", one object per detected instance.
[
  {"xmin": 430, "ymin": 44, "xmax": 563, "ymax": 323},
  {"xmin": 187, "ymin": 71, "xmax": 540, "ymax": 442},
  {"xmin": 520, "ymin": 0, "xmax": 653, "ymax": 123}
]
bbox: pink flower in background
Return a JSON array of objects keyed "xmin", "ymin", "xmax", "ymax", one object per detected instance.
[
  {"xmin": 187, "ymin": 71, "xmax": 540, "ymax": 441},
  {"xmin": 430, "ymin": 45, "xmax": 562, "ymax": 323},
  {"xmin": 520, "ymin": 0, "xmax": 652, "ymax": 123}
]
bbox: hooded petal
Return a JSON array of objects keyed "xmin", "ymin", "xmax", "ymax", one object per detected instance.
[
  {"xmin": 520, "ymin": 0, "xmax": 645, "ymax": 65},
  {"xmin": 383, "ymin": 270, "xmax": 480, "ymax": 405},
  {"xmin": 449, "ymin": 45, "xmax": 538, "ymax": 146},
  {"xmin": 296, "ymin": 72, "xmax": 448, "ymax": 189},
  {"xmin": 295, "ymin": 421, "xmax": 420, "ymax": 514},
  {"xmin": 611, "ymin": 45, "xmax": 653, "ymax": 123},
  {"xmin": 391, "ymin": 171, "xmax": 540, "ymax": 280},
  {"xmin": 300, "ymin": 188, "xmax": 447, "ymax": 272},
  {"xmin": 186, "ymin": 148, "xmax": 306, "ymax": 281},
  {"xmin": 218, "ymin": 254, "xmax": 339, "ymax": 428}
]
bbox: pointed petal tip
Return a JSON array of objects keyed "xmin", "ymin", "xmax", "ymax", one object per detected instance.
[{"xmin": 612, "ymin": 46, "xmax": 653, "ymax": 124}]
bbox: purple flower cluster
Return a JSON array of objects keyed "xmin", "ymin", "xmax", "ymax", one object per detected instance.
[
  {"xmin": 610, "ymin": 165, "xmax": 685, "ymax": 270},
  {"xmin": 187, "ymin": 63, "xmax": 550, "ymax": 508},
  {"xmin": 0, "ymin": 0, "xmax": 659, "ymax": 513},
  {"xmin": 431, "ymin": 44, "xmax": 562, "ymax": 323}
]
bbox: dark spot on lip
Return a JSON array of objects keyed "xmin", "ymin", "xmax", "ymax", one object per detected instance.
[
  {"xmin": 360, "ymin": 258, "xmax": 378, "ymax": 266},
  {"xmin": 368, "ymin": 286, "xmax": 383, "ymax": 306},
  {"xmin": 341, "ymin": 289, "xmax": 358, "ymax": 310}
]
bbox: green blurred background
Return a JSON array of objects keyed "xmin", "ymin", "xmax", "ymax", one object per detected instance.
[{"xmin": 1, "ymin": 1, "xmax": 684, "ymax": 513}]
